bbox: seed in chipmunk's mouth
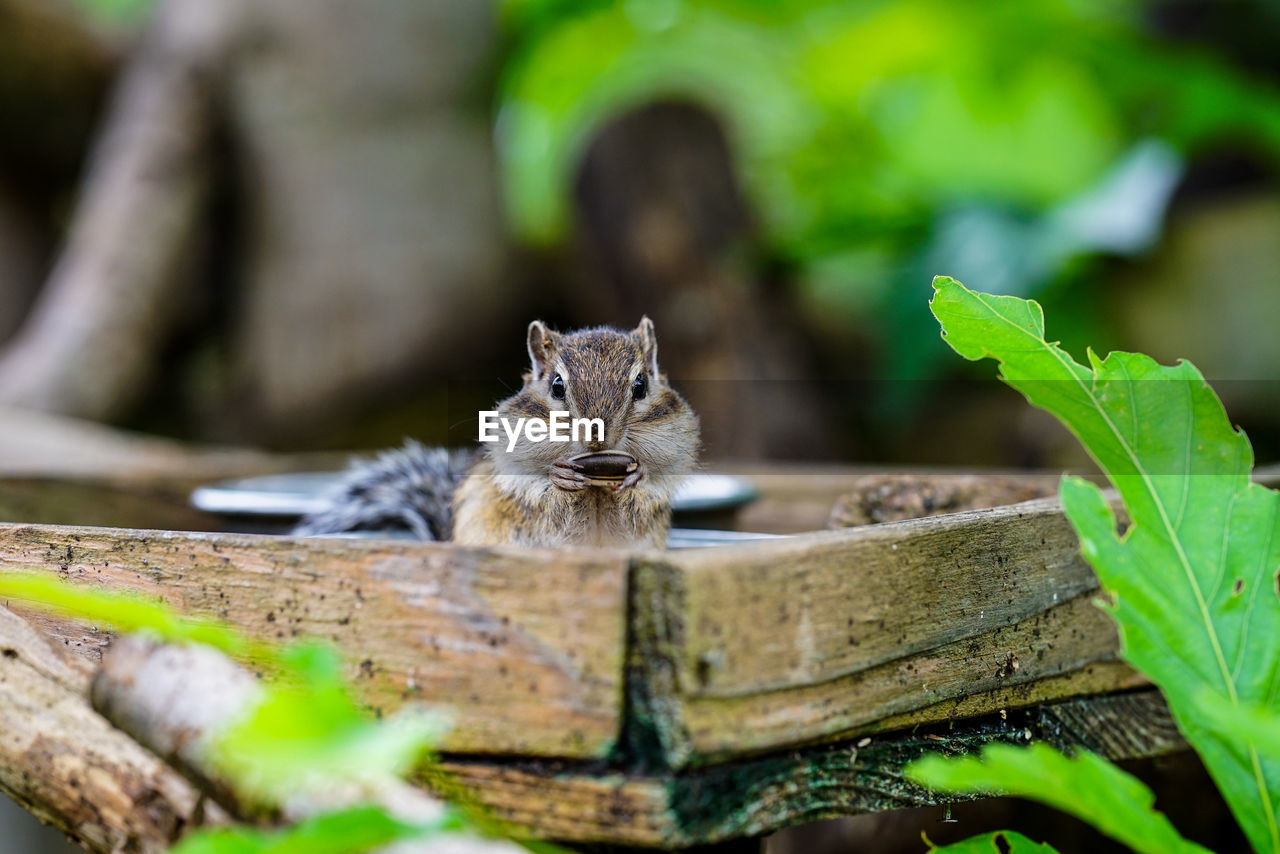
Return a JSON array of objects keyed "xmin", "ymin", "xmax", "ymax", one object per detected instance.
[{"xmin": 569, "ymin": 451, "xmax": 638, "ymax": 479}]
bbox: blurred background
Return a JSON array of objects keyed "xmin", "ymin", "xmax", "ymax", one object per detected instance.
[
  {"xmin": 0, "ymin": 0, "xmax": 1278, "ymax": 851},
  {"xmin": 1, "ymin": 0, "xmax": 1278, "ymax": 469}
]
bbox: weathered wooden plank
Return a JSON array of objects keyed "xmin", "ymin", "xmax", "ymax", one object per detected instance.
[
  {"xmin": 675, "ymin": 499, "xmax": 1098, "ymax": 698},
  {"xmin": 674, "ymin": 593, "xmax": 1133, "ymax": 761},
  {"xmin": 4, "ymin": 464, "xmax": 1256, "ymax": 769},
  {"xmin": 436, "ymin": 690, "xmax": 1182, "ymax": 848},
  {"xmin": 630, "ymin": 497, "xmax": 1128, "ymax": 766},
  {"xmin": 432, "ymin": 762, "xmax": 672, "ymax": 847},
  {"xmin": 0, "ymin": 522, "xmax": 628, "ymax": 759},
  {"xmin": 861, "ymin": 659, "xmax": 1147, "ymax": 736},
  {"xmin": 1037, "ymin": 691, "xmax": 1185, "ymax": 759}
]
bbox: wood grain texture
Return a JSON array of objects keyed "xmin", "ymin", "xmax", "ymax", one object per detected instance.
[
  {"xmin": 674, "ymin": 593, "xmax": 1134, "ymax": 761},
  {"xmin": 432, "ymin": 762, "xmax": 672, "ymax": 846},
  {"xmin": 437, "ymin": 690, "xmax": 1183, "ymax": 847},
  {"xmin": 630, "ymin": 497, "xmax": 1130, "ymax": 766},
  {"xmin": 861, "ymin": 659, "xmax": 1147, "ymax": 736},
  {"xmin": 673, "ymin": 499, "xmax": 1098, "ymax": 698},
  {"xmin": 0, "ymin": 522, "xmax": 629, "ymax": 758},
  {"xmin": 1038, "ymin": 690, "xmax": 1185, "ymax": 760}
]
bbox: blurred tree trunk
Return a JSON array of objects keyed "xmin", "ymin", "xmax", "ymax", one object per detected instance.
[
  {"xmin": 571, "ymin": 101, "xmax": 832, "ymax": 459},
  {"xmin": 220, "ymin": 1, "xmax": 510, "ymax": 442},
  {"xmin": 0, "ymin": 0, "xmax": 117, "ymax": 191},
  {"xmin": 0, "ymin": 0, "xmax": 117, "ymax": 345},
  {"xmin": 0, "ymin": 188, "xmax": 42, "ymax": 343},
  {"xmin": 0, "ymin": 0, "xmax": 220, "ymax": 422},
  {"xmin": 0, "ymin": 0, "xmax": 514, "ymax": 444},
  {"xmin": 0, "ymin": 5, "xmax": 827, "ymax": 456}
]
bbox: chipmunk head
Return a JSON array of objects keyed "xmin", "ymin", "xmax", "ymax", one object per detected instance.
[{"xmin": 492, "ymin": 317, "xmax": 699, "ymax": 479}]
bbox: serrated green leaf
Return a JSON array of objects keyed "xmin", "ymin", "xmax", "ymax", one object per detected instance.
[
  {"xmin": 930, "ymin": 275, "xmax": 1280, "ymax": 853},
  {"xmin": 923, "ymin": 829, "xmax": 1059, "ymax": 853},
  {"xmin": 908, "ymin": 743, "xmax": 1211, "ymax": 854}
]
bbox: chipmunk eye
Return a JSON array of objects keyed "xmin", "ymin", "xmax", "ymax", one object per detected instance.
[
  {"xmin": 550, "ymin": 373, "xmax": 566, "ymax": 401},
  {"xmin": 633, "ymin": 372, "xmax": 648, "ymax": 401}
]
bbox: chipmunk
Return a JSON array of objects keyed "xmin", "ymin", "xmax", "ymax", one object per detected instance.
[{"xmin": 295, "ymin": 317, "xmax": 700, "ymax": 549}]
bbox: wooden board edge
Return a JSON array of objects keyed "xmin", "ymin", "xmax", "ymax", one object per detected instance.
[
  {"xmin": 0, "ymin": 521, "xmax": 631, "ymax": 759},
  {"xmin": 430, "ymin": 689, "xmax": 1182, "ymax": 848}
]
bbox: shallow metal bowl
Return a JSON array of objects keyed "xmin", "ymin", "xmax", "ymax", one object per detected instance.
[{"xmin": 190, "ymin": 471, "xmax": 770, "ymax": 549}]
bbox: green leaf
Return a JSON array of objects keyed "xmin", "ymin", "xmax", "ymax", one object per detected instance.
[
  {"xmin": 908, "ymin": 743, "xmax": 1211, "ymax": 854},
  {"xmin": 930, "ymin": 275, "xmax": 1280, "ymax": 853},
  {"xmin": 168, "ymin": 805, "xmax": 448, "ymax": 854},
  {"xmin": 923, "ymin": 829, "xmax": 1059, "ymax": 853},
  {"xmin": 168, "ymin": 828, "xmax": 262, "ymax": 854},
  {"xmin": 0, "ymin": 573, "xmax": 264, "ymax": 659},
  {"xmin": 1194, "ymin": 692, "xmax": 1280, "ymax": 767},
  {"xmin": 210, "ymin": 642, "xmax": 448, "ymax": 804},
  {"xmin": 67, "ymin": 0, "xmax": 154, "ymax": 25}
]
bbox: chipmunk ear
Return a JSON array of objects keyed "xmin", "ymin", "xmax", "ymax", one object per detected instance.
[
  {"xmin": 527, "ymin": 320, "xmax": 558, "ymax": 381},
  {"xmin": 635, "ymin": 316, "xmax": 659, "ymax": 377}
]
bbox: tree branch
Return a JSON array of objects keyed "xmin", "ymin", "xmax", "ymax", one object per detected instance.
[
  {"xmin": 0, "ymin": 0, "xmax": 232, "ymax": 420},
  {"xmin": 93, "ymin": 636, "xmax": 527, "ymax": 854},
  {"xmin": 0, "ymin": 607, "xmax": 212, "ymax": 853}
]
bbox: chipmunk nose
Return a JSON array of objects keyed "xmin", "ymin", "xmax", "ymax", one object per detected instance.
[
  {"xmin": 580, "ymin": 415, "xmax": 622, "ymax": 452},
  {"xmin": 585, "ymin": 428, "xmax": 619, "ymax": 452}
]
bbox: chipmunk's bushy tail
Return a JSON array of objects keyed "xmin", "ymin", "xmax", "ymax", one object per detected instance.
[{"xmin": 293, "ymin": 440, "xmax": 477, "ymax": 540}]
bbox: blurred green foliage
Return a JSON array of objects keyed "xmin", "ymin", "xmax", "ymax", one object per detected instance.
[
  {"xmin": 68, "ymin": 0, "xmax": 154, "ymax": 25},
  {"xmin": 500, "ymin": 0, "xmax": 1133, "ymax": 243},
  {"xmin": 0, "ymin": 573, "xmax": 467, "ymax": 853},
  {"xmin": 209, "ymin": 641, "xmax": 448, "ymax": 809},
  {"xmin": 168, "ymin": 806, "xmax": 450, "ymax": 854},
  {"xmin": 498, "ymin": 0, "xmax": 1280, "ymax": 385},
  {"xmin": 53, "ymin": 0, "xmax": 1280, "ymax": 399},
  {"xmin": 911, "ymin": 743, "xmax": 1211, "ymax": 854}
]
